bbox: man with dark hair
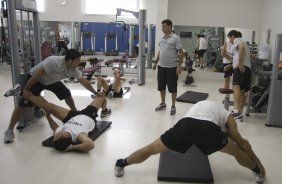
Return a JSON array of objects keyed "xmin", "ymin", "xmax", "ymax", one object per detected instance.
[
  {"xmin": 196, "ymin": 34, "xmax": 207, "ymax": 69},
  {"xmin": 4, "ymin": 49, "xmax": 103, "ymax": 143},
  {"xmin": 227, "ymin": 30, "xmax": 252, "ymax": 122},
  {"xmin": 24, "ymin": 94, "xmax": 111, "ymax": 152},
  {"xmin": 97, "ymin": 68, "xmax": 126, "ymax": 98},
  {"xmin": 153, "ymin": 19, "xmax": 183, "ymax": 115},
  {"xmin": 115, "ymin": 101, "xmax": 266, "ymax": 183}
]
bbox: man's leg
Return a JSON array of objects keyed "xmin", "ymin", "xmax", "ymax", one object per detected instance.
[
  {"xmin": 115, "ymin": 137, "xmax": 169, "ymax": 177},
  {"xmin": 64, "ymin": 96, "xmax": 77, "ymax": 111},
  {"xmin": 97, "ymin": 77, "xmax": 110, "ymax": 92},
  {"xmin": 220, "ymin": 138, "xmax": 256, "ymax": 169},
  {"xmin": 160, "ymin": 90, "xmax": 166, "ymax": 104},
  {"xmin": 239, "ymin": 91, "xmax": 246, "ymax": 112},
  {"xmin": 112, "ymin": 80, "xmax": 122, "ymax": 94},
  {"xmin": 224, "ymin": 76, "xmax": 230, "ymax": 89},
  {"xmin": 171, "ymin": 92, "xmax": 177, "ymax": 107},
  {"xmin": 233, "ymin": 85, "xmax": 241, "ymax": 111},
  {"xmin": 88, "ymin": 96, "xmax": 106, "ymax": 111},
  {"xmin": 27, "ymin": 95, "xmax": 70, "ymax": 120}
]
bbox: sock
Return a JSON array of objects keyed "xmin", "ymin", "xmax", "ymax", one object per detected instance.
[
  {"xmin": 251, "ymin": 164, "xmax": 261, "ymax": 174},
  {"xmin": 232, "ymin": 109, "xmax": 239, "ymax": 113},
  {"xmin": 116, "ymin": 158, "xmax": 128, "ymax": 168}
]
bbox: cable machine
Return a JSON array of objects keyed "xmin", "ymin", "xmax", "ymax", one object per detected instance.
[{"xmin": 7, "ymin": 0, "xmax": 41, "ymax": 130}]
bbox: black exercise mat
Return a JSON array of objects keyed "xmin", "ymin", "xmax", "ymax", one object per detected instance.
[
  {"xmin": 158, "ymin": 146, "xmax": 214, "ymax": 183},
  {"xmin": 176, "ymin": 91, "xmax": 208, "ymax": 104},
  {"xmin": 42, "ymin": 121, "xmax": 112, "ymax": 147}
]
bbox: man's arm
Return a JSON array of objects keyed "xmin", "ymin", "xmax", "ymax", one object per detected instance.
[
  {"xmin": 237, "ymin": 43, "xmax": 245, "ymax": 72},
  {"xmin": 221, "ymin": 42, "xmax": 233, "ymax": 61},
  {"xmin": 227, "ymin": 116, "xmax": 262, "ymax": 163},
  {"xmin": 77, "ymin": 77, "xmax": 98, "ymax": 95},
  {"xmin": 46, "ymin": 113, "xmax": 59, "ymax": 131},
  {"xmin": 153, "ymin": 51, "xmax": 160, "ymax": 70},
  {"xmin": 177, "ymin": 49, "xmax": 184, "ymax": 68},
  {"xmin": 65, "ymin": 133, "xmax": 94, "ymax": 152}
]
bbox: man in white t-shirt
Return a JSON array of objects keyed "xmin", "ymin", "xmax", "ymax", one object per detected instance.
[
  {"xmin": 97, "ymin": 68, "xmax": 126, "ymax": 98},
  {"xmin": 114, "ymin": 101, "xmax": 266, "ymax": 184},
  {"xmin": 227, "ymin": 30, "xmax": 252, "ymax": 122},
  {"xmin": 197, "ymin": 34, "xmax": 207, "ymax": 69},
  {"xmin": 221, "ymin": 38, "xmax": 233, "ymax": 89},
  {"xmin": 4, "ymin": 49, "xmax": 103, "ymax": 144},
  {"xmin": 24, "ymin": 94, "xmax": 111, "ymax": 152}
]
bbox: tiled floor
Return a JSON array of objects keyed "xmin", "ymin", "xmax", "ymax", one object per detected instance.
[{"xmin": 0, "ymin": 60, "xmax": 281, "ymax": 184}]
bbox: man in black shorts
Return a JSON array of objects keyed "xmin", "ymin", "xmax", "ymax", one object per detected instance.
[
  {"xmin": 96, "ymin": 68, "xmax": 125, "ymax": 98},
  {"xmin": 153, "ymin": 19, "xmax": 183, "ymax": 115},
  {"xmin": 4, "ymin": 49, "xmax": 103, "ymax": 143},
  {"xmin": 24, "ymin": 94, "xmax": 111, "ymax": 152},
  {"xmin": 114, "ymin": 101, "xmax": 266, "ymax": 184},
  {"xmin": 227, "ymin": 30, "xmax": 252, "ymax": 122}
]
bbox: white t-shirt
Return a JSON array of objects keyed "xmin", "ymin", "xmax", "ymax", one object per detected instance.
[
  {"xmin": 199, "ymin": 37, "xmax": 207, "ymax": 50},
  {"xmin": 55, "ymin": 115, "xmax": 95, "ymax": 143},
  {"xmin": 222, "ymin": 39, "xmax": 233, "ymax": 64},
  {"xmin": 231, "ymin": 38, "xmax": 251, "ymax": 68},
  {"xmin": 30, "ymin": 56, "xmax": 82, "ymax": 85},
  {"xmin": 185, "ymin": 101, "xmax": 230, "ymax": 132}
]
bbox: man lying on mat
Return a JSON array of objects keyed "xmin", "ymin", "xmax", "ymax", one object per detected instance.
[
  {"xmin": 96, "ymin": 68, "xmax": 126, "ymax": 98},
  {"xmin": 114, "ymin": 100, "xmax": 266, "ymax": 184},
  {"xmin": 26, "ymin": 94, "xmax": 111, "ymax": 152}
]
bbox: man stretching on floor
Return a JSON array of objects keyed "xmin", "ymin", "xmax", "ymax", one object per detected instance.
[
  {"xmin": 114, "ymin": 100, "xmax": 266, "ymax": 184},
  {"xmin": 96, "ymin": 68, "xmax": 126, "ymax": 98},
  {"xmin": 25, "ymin": 94, "xmax": 111, "ymax": 152}
]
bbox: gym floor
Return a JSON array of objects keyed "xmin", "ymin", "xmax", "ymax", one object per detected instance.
[{"xmin": 0, "ymin": 58, "xmax": 281, "ymax": 184}]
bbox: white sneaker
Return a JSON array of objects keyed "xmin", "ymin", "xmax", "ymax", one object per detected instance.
[
  {"xmin": 4, "ymin": 129, "xmax": 15, "ymax": 143},
  {"xmin": 115, "ymin": 166, "xmax": 124, "ymax": 177},
  {"xmin": 253, "ymin": 172, "xmax": 265, "ymax": 184},
  {"xmin": 107, "ymin": 91, "xmax": 114, "ymax": 98},
  {"xmin": 4, "ymin": 84, "xmax": 21, "ymax": 97}
]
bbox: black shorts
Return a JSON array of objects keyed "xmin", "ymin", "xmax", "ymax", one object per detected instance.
[
  {"xmin": 198, "ymin": 49, "xmax": 207, "ymax": 57},
  {"xmin": 223, "ymin": 63, "xmax": 233, "ymax": 78},
  {"xmin": 19, "ymin": 76, "xmax": 71, "ymax": 107},
  {"xmin": 160, "ymin": 117, "xmax": 228, "ymax": 155},
  {"xmin": 157, "ymin": 66, "xmax": 178, "ymax": 93},
  {"xmin": 104, "ymin": 84, "xmax": 124, "ymax": 97},
  {"xmin": 233, "ymin": 66, "xmax": 252, "ymax": 92},
  {"xmin": 62, "ymin": 105, "xmax": 98, "ymax": 123}
]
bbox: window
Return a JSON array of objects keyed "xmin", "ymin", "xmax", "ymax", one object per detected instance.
[
  {"xmin": 36, "ymin": 0, "xmax": 44, "ymax": 12},
  {"xmin": 83, "ymin": 0, "xmax": 139, "ymax": 16}
]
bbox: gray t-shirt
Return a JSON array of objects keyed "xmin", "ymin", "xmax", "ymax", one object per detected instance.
[
  {"xmin": 159, "ymin": 33, "xmax": 183, "ymax": 68},
  {"xmin": 30, "ymin": 56, "xmax": 82, "ymax": 85}
]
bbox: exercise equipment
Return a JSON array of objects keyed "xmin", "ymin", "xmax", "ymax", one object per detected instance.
[
  {"xmin": 266, "ymin": 34, "xmax": 282, "ymax": 127},
  {"xmin": 183, "ymin": 53, "xmax": 195, "ymax": 86},
  {"xmin": 104, "ymin": 32, "xmax": 119, "ymax": 56},
  {"xmin": 158, "ymin": 145, "xmax": 214, "ymax": 183},
  {"xmin": 81, "ymin": 31, "xmax": 95, "ymax": 55},
  {"xmin": 42, "ymin": 121, "xmax": 112, "ymax": 147},
  {"xmin": 7, "ymin": 0, "xmax": 41, "ymax": 129},
  {"xmin": 176, "ymin": 91, "xmax": 208, "ymax": 104},
  {"xmin": 219, "ymin": 88, "xmax": 234, "ymax": 110}
]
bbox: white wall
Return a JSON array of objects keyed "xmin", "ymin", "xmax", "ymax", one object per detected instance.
[
  {"xmin": 39, "ymin": 0, "xmax": 138, "ymax": 24},
  {"xmin": 139, "ymin": 0, "xmax": 157, "ymax": 24},
  {"xmin": 260, "ymin": 0, "xmax": 282, "ymax": 62},
  {"xmin": 167, "ymin": 0, "xmax": 264, "ymax": 30}
]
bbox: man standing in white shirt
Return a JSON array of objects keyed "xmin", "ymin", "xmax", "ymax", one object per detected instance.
[{"xmin": 197, "ymin": 34, "xmax": 207, "ymax": 69}]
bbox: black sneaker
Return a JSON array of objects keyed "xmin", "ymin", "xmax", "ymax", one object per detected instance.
[
  {"xmin": 170, "ymin": 106, "xmax": 176, "ymax": 115},
  {"xmin": 155, "ymin": 103, "xmax": 166, "ymax": 111},
  {"xmin": 101, "ymin": 108, "xmax": 111, "ymax": 117}
]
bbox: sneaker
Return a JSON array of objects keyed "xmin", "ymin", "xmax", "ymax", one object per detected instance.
[
  {"xmin": 170, "ymin": 106, "xmax": 176, "ymax": 115},
  {"xmin": 155, "ymin": 103, "xmax": 166, "ymax": 111},
  {"xmin": 115, "ymin": 166, "xmax": 124, "ymax": 177},
  {"xmin": 107, "ymin": 91, "xmax": 114, "ymax": 98},
  {"xmin": 233, "ymin": 111, "xmax": 243, "ymax": 122},
  {"xmin": 34, "ymin": 108, "xmax": 45, "ymax": 118},
  {"xmin": 4, "ymin": 129, "xmax": 15, "ymax": 143},
  {"xmin": 253, "ymin": 172, "xmax": 265, "ymax": 184},
  {"xmin": 4, "ymin": 84, "xmax": 21, "ymax": 97},
  {"xmin": 101, "ymin": 108, "xmax": 111, "ymax": 117}
]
